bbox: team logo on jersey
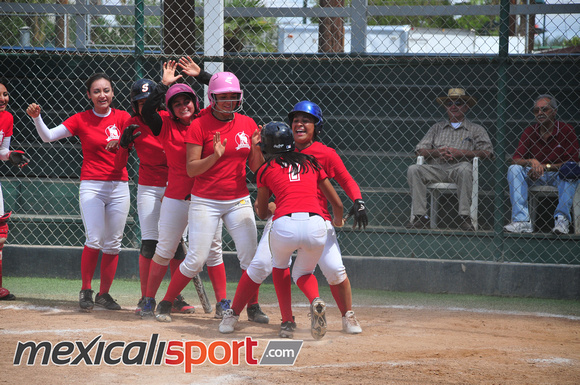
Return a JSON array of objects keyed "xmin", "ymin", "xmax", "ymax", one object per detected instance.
[
  {"xmin": 105, "ymin": 124, "xmax": 120, "ymax": 142},
  {"xmin": 235, "ymin": 131, "xmax": 251, "ymax": 150}
]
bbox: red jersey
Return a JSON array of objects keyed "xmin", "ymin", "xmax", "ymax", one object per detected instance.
[
  {"xmin": 116, "ymin": 115, "xmax": 168, "ymax": 187},
  {"xmin": 513, "ymin": 121, "xmax": 580, "ymax": 164},
  {"xmin": 257, "ymin": 160, "xmax": 328, "ymax": 221},
  {"xmin": 156, "ymin": 114, "xmax": 196, "ymax": 200},
  {"xmin": 0, "ymin": 111, "xmax": 14, "ymax": 142},
  {"xmin": 185, "ymin": 112, "xmax": 258, "ymax": 200},
  {"xmin": 63, "ymin": 108, "xmax": 130, "ymax": 181},
  {"xmin": 298, "ymin": 142, "xmax": 362, "ymax": 221}
]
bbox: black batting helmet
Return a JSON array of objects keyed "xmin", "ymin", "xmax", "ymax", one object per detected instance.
[
  {"xmin": 260, "ymin": 121, "xmax": 295, "ymax": 155},
  {"xmin": 130, "ymin": 79, "xmax": 156, "ymax": 114}
]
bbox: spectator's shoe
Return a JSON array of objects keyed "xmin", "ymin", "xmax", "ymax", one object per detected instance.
[
  {"xmin": 247, "ymin": 303, "xmax": 269, "ymax": 324},
  {"xmin": 279, "ymin": 317, "xmax": 296, "ymax": 338},
  {"xmin": 215, "ymin": 299, "xmax": 231, "ymax": 319},
  {"xmin": 459, "ymin": 216, "xmax": 475, "ymax": 231},
  {"xmin": 309, "ymin": 297, "xmax": 327, "ymax": 340},
  {"xmin": 172, "ymin": 294, "xmax": 195, "ymax": 314},
  {"xmin": 219, "ymin": 309, "xmax": 239, "ymax": 334},
  {"xmin": 342, "ymin": 310, "xmax": 362, "ymax": 334},
  {"xmin": 0, "ymin": 287, "xmax": 16, "ymax": 301},
  {"xmin": 79, "ymin": 289, "xmax": 94, "ymax": 311},
  {"xmin": 406, "ymin": 215, "xmax": 430, "ymax": 229},
  {"xmin": 135, "ymin": 297, "xmax": 145, "ymax": 315},
  {"xmin": 95, "ymin": 293, "xmax": 122, "ymax": 310},
  {"xmin": 552, "ymin": 215, "xmax": 570, "ymax": 235},
  {"xmin": 155, "ymin": 300, "xmax": 173, "ymax": 322},
  {"xmin": 504, "ymin": 221, "xmax": 533, "ymax": 233},
  {"xmin": 140, "ymin": 297, "xmax": 156, "ymax": 318}
]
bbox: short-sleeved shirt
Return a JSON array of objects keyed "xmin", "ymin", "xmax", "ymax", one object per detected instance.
[
  {"xmin": 415, "ymin": 119, "xmax": 494, "ymax": 165},
  {"xmin": 256, "ymin": 160, "xmax": 328, "ymax": 221},
  {"xmin": 157, "ymin": 114, "xmax": 194, "ymax": 200},
  {"xmin": 63, "ymin": 108, "xmax": 130, "ymax": 181},
  {"xmin": 185, "ymin": 112, "xmax": 258, "ymax": 200},
  {"xmin": 298, "ymin": 141, "xmax": 361, "ymax": 221},
  {"xmin": 120, "ymin": 114, "xmax": 169, "ymax": 187},
  {"xmin": 0, "ymin": 111, "xmax": 14, "ymax": 142},
  {"xmin": 512, "ymin": 121, "xmax": 579, "ymax": 164}
]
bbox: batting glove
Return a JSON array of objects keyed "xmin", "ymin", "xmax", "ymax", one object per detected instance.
[
  {"xmin": 119, "ymin": 124, "xmax": 141, "ymax": 149},
  {"xmin": 8, "ymin": 150, "xmax": 30, "ymax": 168},
  {"xmin": 348, "ymin": 199, "xmax": 368, "ymax": 230}
]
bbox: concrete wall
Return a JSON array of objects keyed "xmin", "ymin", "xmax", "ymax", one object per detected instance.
[{"xmin": 5, "ymin": 245, "xmax": 579, "ymax": 300}]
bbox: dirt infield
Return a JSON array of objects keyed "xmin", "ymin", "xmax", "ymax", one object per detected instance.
[{"xmin": 1, "ymin": 298, "xmax": 579, "ymax": 385}]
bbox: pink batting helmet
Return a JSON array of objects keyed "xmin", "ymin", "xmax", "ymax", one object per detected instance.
[
  {"xmin": 207, "ymin": 72, "xmax": 243, "ymax": 113},
  {"xmin": 165, "ymin": 83, "xmax": 200, "ymax": 119}
]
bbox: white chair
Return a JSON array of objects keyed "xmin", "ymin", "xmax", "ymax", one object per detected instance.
[
  {"xmin": 413, "ymin": 156, "xmax": 479, "ymax": 230},
  {"xmin": 529, "ymin": 184, "xmax": 580, "ymax": 235}
]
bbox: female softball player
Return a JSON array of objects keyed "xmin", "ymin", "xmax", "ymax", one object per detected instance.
[
  {"xmin": 113, "ymin": 77, "xmax": 197, "ymax": 315},
  {"xmin": 220, "ymin": 121, "xmax": 344, "ymax": 340},
  {"xmin": 139, "ymin": 59, "xmax": 226, "ymax": 321},
  {"xmin": 219, "ymin": 100, "xmax": 366, "ymax": 336},
  {"xmin": 154, "ymin": 71, "xmax": 269, "ymax": 323},
  {"xmin": 27, "ymin": 73, "xmax": 131, "ymax": 311},
  {"xmin": 0, "ymin": 78, "xmax": 30, "ymax": 301}
]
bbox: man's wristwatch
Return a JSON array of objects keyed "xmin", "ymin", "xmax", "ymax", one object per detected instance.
[{"xmin": 546, "ymin": 164, "xmax": 552, "ymax": 170}]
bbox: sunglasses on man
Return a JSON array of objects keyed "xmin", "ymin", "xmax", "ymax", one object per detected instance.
[
  {"xmin": 445, "ymin": 100, "xmax": 466, "ymax": 107},
  {"xmin": 532, "ymin": 106, "xmax": 552, "ymax": 114}
]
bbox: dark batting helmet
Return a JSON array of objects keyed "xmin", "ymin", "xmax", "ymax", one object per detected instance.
[
  {"xmin": 130, "ymin": 79, "xmax": 156, "ymax": 114},
  {"xmin": 288, "ymin": 100, "xmax": 324, "ymax": 135},
  {"xmin": 260, "ymin": 121, "xmax": 295, "ymax": 155}
]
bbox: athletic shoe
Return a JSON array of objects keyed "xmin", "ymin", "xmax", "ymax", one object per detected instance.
[
  {"xmin": 95, "ymin": 293, "xmax": 122, "ymax": 310},
  {"xmin": 218, "ymin": 309, "xmax": 239, "ymax": 334},
  {"xmin": 172, "ymin": 294, "xmax": 195, "ymax": 314},
  {"xmin": 309, "ymin": 297, "xmax": 327, "ymax": 340},
  {"xmin": 342, "ymin": 310, "xmax": 362, "ymax": 334},
  {"xmin": 406, "ymin": 215, "xmax": 430, "ymax": 229},
  {"xmin": 135, "ymin": 297, "xmax": 145, "ymax": 315},
  {"xmin": 552, "ymin": 215, "xmax": 570, "ymax": 235},
  {"xmin": 215, "ymin": 299, "xmax": 231, "ymax": 319},
  {"xmin": 140, "ymin": 297, "xmax": 156, "ymax": 318},
  {"xmin": 0, "ymin": 287, "xmax": 16, "ymax": 301},
  {"xmin": 279, "ymin": 317, "xmax": 296, "ymax": 339},
  {"xmin": 247, "ymin": 303, "xmax": 269, "ymax": 324},
  {"xmin": 155, "ymin": 300, "xmax": 173, "ymax": 323},
  {"xmin": 79, "ymin": 289, "xmax": 94, "ymax": 311},
  {"xmin": 504, "ymin": 221, "xmax": 533, "ymax": 233}
]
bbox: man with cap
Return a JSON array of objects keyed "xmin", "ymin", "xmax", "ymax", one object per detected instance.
[
  {"xmin": 406, "ymin": 88, "xmax": 494, "ymax": 231},
  {"xmin": 504, "ymin": 94, "xmax": 579, "ymax": 234}
]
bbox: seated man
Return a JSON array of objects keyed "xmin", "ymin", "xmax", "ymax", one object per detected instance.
[
  {"xmin": 407, "ymin": 88, "xmax": 494, "ymax": 231},
  {"xmin": 504, "ymin": 94, "xmax": 579, "ymax": 234}
]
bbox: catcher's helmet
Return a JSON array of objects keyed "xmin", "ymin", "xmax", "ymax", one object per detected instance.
[
  {"xmin": 130, "ymin": 79, "xmax": 156, "ymax": 114},
  {"xmin": 208, "ymin": 72, "xmax": 243, "ymax": 113},
  {"xmin": 288, "ymin": 100, "xmax": 324, "ymax": 135},
  {"xmin": 165, "ymin": 83, "xmax": 200, "ymax": 120},
  {"xmin": 260, "ymin": 121, "xmax": 295, "ymax": 155}
]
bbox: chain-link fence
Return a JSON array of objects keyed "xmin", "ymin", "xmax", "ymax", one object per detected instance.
[{"xmin": 1, "ymin": 0, "xmax": 579, "ymax": 264}]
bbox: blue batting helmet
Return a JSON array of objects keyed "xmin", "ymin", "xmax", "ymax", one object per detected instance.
[{"xmin": 288, "ymin": 100, "xmax": 324, "ymax": 135}]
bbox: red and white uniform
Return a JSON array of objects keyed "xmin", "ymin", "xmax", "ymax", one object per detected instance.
[
  {"xmin": 247, "ymin": 141, "xmax": 362, "ymax": 285},
  {"xmin": 0, "ymin": 110, "xmax": 15, "ymax": 215},
  {"xmin": 256, "ymin": 160, "xmax": 329, "ymax": 281},
  {"xmin": 179, "ymin": 112, "xmax": 258, "ymax": 278},
  {"xmin": 115, "ymin": 114, "xmax": 168, "ymax": 241},
  {"xmin": 61, "ymin": 108, "xmax": 131, "ymax": 254}
]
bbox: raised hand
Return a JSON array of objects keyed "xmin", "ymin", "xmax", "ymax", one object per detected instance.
[
  {"xmin": 213, "ymin": 132, "xmax": 227, "ymax": 159},
  {"xmin": 162, "ymin": 60, "xmax": 183, "ymax": 86},
  {"xmin": 26, "ymin": 103, "xmax": 41, "ymax": 119},
  {"xmin": 178, "ymin": 56, "xmax": 201, "ymax": 77}
]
